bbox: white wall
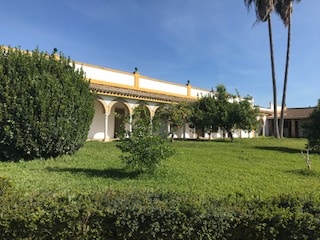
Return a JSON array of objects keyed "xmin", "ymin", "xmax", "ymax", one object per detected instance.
[
  {"xmin": 190, "ymin": 88, "xmax": 211, "ymax": 98},
  {"xmin": 139, "ymin": 77, "xmax": 187, "ymax": 96},
  {"xmin": 76, "ymin": 62, "xmax": 212, "ymax": 99},
  {"xmin": 75, "ymin": 63, "xmax": 134, "ymax": 87},
  {"xmin": 88, "ymin": 101, "xmax": 105, "ymax": 140}
]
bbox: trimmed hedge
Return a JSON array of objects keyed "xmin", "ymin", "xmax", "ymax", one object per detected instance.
[
  {"xmin": 0, "ymin": 187, "xmax": 320, "ymax": 240},
  {"xmin": 0, "ymin": 47, "xmax": 94, "ymax": 161},
  {"xmin": 0, "ymin": 190, "xmax": 230, "ymax": 240},
  {"xmin": 0, "ymin": 176, "xmax": 11, "ymax": 197},
  {"xmin": 227, "ymin": 194, "xmax": 320, "ymax": 239}
]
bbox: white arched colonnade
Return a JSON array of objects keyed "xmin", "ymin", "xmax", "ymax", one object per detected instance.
[
  {"xmin": 76, "ymin": 61, "xmax": 260, "ymax": 141},
  {"xmin": 76, "ymin": 61, "xmax": 209, "ymax": 141},
  {"xmin": 88, "ymin": 96, "xmax": 166, "ymax": 141}
]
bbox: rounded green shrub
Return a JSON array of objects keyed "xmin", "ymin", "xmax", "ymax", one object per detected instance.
[{"xmin": 0, "ymin": 47, "xmax": 94, "ymax": 161}]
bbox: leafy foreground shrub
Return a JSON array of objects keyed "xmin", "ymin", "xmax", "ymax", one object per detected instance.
[
  {"xmin": 117, "ymin": 135, "xmax": 173, "ymax": 174},
  {"xmin": 1, "ymin": 190, "xmax": 320, "ymax": 240},
  {"xmin": 0, "ymin": 47, "xmax": 94, "ymax": 161},
  {"xmin": 117, "ymin": 106, "xmax": 174, "ymax": 173}
]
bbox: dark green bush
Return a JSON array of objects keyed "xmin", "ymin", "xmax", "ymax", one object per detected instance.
[{"xmin": 0, "ymin": 47, "xmax": 94, "ymax": 161}]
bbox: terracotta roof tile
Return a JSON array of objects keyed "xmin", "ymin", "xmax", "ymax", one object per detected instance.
[
  {"xmin": 90, "ymin": 83, "xmax": 195, "ymax": 103},
  {"xmin": 283, "ymin": 107, "xmax": 315, "ymax": 119}
]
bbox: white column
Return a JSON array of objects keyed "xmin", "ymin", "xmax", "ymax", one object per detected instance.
[
  {"xmin": 262, "ymin": 115, "xmax": 267, "ymax": 136},
  {"xmin": 104, "ymin": 113, "xmax": 109, "ymax": 142},
  {"xmin": 150, "ymin": 109, "xmax": 155, "ymax": 130},
  {"xmin": 167, "ymin": 122, "xmax": 171, "ymax": 137},
  {"xmin": 129, "ymin": 114, "xmax": 133, "ymax": 133},
  {"xmin": 183, "ymin": 123, "xmax": 186, "ymax": 139}
]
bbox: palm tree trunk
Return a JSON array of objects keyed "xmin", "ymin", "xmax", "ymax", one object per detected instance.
[
  {"xmin": 280, "ymin": 13, "xmax": 291, "ymax": 138},
  {"xmin": 267, "ymin": 15, "xmax": 280, "ymax": 138}
]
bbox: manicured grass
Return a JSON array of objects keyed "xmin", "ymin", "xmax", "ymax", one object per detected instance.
[{"xmin": 1, "ymin": 138, "xmax": 319, "ymax": 200}]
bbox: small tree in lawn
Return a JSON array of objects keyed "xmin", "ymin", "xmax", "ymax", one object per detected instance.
[
  {"xmin": 214, "ymin": 84, "xmax": 236, "ymax": 140},
  {"xmin": 213, "ymin": 85, "xmax": 259, "ymax": 141},
  {"xmin": 116, "ymin": 106, "xmax": 174, "ymax": 174},
  {"xmin": 189, "ymin": 84, "xmax": 258, "ymax": 141},
  {"xmin": 157, "ymin": 102, "xmax": 192, "ymax": 142},
  {"xmin": 189, "ymin": 100, "xmax": 204, "ymax": 139},
  {"xmin": 237, "ymin": 97, "xmax": 260, "ymax": 137},
  {"xmin": 190, "ymin": 95, "xmax": 218, "ymax": 139},
  {"xmin": 221, "ymin": 101, "xmax": 240, "ymax": 141},
  {"xmin": 303, "ymin": 100, "xmax": 320, "ymax": 153}
]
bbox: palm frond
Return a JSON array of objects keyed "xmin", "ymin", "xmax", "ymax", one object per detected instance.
[
  {"xmin": 275, "ymin": 0, "xmax": 301, "ymax": 27},
  {"xmin": 244, "ymin": 0, "xmax": 275, "ymax": 23}
]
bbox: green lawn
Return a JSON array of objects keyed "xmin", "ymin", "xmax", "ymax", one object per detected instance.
[{"xmin": 1, "ymin": 138, "xmax": 319, "ymax": 200}]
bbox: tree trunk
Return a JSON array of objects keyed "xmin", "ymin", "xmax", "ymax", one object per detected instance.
[
  {"xmin": 228, "ymin": 131, "xmax": 234, "ymax": 142},
  {"xmin": 267, "ymin": 15, "xmax": 280, "ymax": 138},
  {"xmin": 280, "ymin": 7, "xmax": 292, "ymax": 139},
  {"xmin": 170, "ymin": 131, "xmax": 175, "ymax": 142}
]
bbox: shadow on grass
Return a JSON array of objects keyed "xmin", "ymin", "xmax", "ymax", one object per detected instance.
[
  {"xmin": 46, "ymin": 167, "xmax": 140, "ymax": 180},
  {"xmin": 254, "ymin": 146, "xmax": 301, "ymax": 154},
  {"xmin": 286, "ymin": 169, "xmax": 320, "ymax": 179},
  {"xmin": 175, "ymin": 138, "xmax": 234, "ymax": 143}
]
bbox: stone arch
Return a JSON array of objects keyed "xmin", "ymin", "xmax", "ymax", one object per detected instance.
[
  {"xmin": 88, "ymin": 98, "xmax": 107, "ymax": 140},
  {"xmin": 134, "ymin": 101, "xmax": 152, "ymax": 118},
  {"xmin": 154, "ymin": 105, "xmax": 170, "ymax": 136},
  {"xmin": 109, "ymin": 98, "xmax": 132, "ymax": 116},
  {"xmin": 150, "ymin": 104, "xmax": 164, "ymax": 119},
  {"xmin": 154, "ymin": 103, "xmax": 169, "ymax": 115},
  {"xmin": 96, "ymin": 97, "xmax": 109, "ymax": 114},
  {"xmin": 131, "ymin": 104, "xmax": 151, "ymax": 124},
  {"xmin": 109, "ymin": 100, "xmax": 131, "ymax": 138}
]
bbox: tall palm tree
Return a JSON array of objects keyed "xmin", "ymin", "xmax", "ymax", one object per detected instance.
[
  {"xmin": 276, "ymin": 0, "xmax": 301, "ymax": 138},
  {"xmin": 244, "ymin": 0, "xmax": 280, "ymax": 138}
]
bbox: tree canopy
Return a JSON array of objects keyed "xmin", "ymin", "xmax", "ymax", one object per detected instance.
[
  {"xmin": 304, "ymin": 100, "xmax": 320, "ymax": 152},
  {"xmin": 190, "ymin": 85, "xmax": 259, "ymax": 141},
  {"xmin": 156, "ymin": 101, "xmax": 192, "ymax": 141}
]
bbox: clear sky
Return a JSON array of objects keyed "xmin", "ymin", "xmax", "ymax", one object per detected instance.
[{"xmin": 1, "ymin": 0, "xmax": 318, "ymax": 108}]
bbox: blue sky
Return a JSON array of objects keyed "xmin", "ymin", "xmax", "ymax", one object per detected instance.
[{"xmin": 1, "ymin": 0, "xmax": 318, "ymax": 107}]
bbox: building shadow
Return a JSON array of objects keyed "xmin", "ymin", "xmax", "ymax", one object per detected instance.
[
  {"xmin": 254, "ymin": 146, "xmax": 301, "ymax": 154},
  {"xmin": 46, "ymin": 167, "xmax": 140, "ymax": 180},
  {"xmin": 285, "ymin": 169, "xmax": 320, "ymax": 179}
]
